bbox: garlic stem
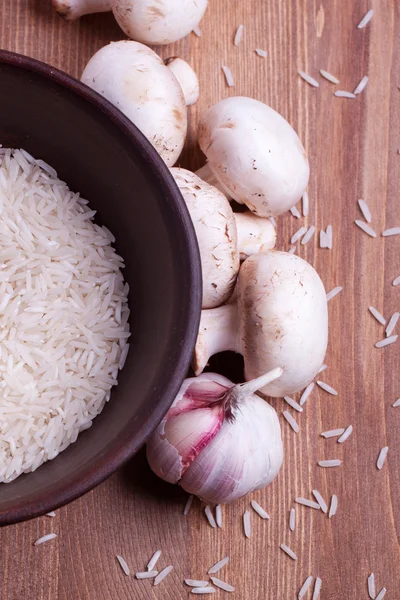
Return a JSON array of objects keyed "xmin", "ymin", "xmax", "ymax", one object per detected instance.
[
  {"xmin": 227, "ymin": 368, "xmax": 283, "ymax": 406},
  {"xmin": 193, "ymin": 304, "xmax": 241, "ymax": 375}
]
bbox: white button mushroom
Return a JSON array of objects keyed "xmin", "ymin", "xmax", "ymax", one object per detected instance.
[
  {"xmin": 53, "ymin": 0, "xmax": 208, "ymax": 45},
  {"xmin": 171, "ymin": 168, "xmax": 276, "ymax": 308},
  {"xmin": 197, "ymin": 97, "xmax": 310, "ymax": 217},
  {"xmin": 81, "ymin": 41, "xmax": 187, "ymax": 167},
  {"xmin": 193, "ymin": 251, "xmax": 328, "ymax": 397},
  {"xmin": 164, "ymin": 58, "xmax": 200, "ymax": 107}
]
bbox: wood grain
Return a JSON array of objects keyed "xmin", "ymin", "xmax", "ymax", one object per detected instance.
[{"xmin": 0, "ymin": 1, "xmax": 399, "ymax": 598}]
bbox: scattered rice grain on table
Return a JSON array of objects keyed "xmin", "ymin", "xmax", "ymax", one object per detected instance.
[
  {"xmin": 288, "ymin": 245, "xmax": 297, "ymax": 254},
  {"xmin": 375, "ymin": 588, "xmax": 387, "ymax": 600},
  {"xmin": 385, "ymin": 312, "xmax": 400, "ymax": 337},
  {"xmin": 329, "ymin": 494, "xmax": 338, "ymax": 518},
  {"xmin": 298, "ymin": 71, "xmax": 319, "ymax": 87},
  {"xmin": 326, "ymin": 225, "xmax": 333, "ymax": 248},
  {"xmin": 326, "ymin": 286, "xmax": 343, "ymax": 301},
  {"xmin": 312, "ymin": 577, "xmax": 322, "ymax": 600},
  {"xmin": 318, "ymin": 459, "xmax": 342, "ymax": 468},
  {"xmin": 321, "ymin": 428, "xmax": 345, "ymax": 438},
  {"xmin": 320, "ymin": 69, "xmax": 340, "ymax": 84},
  {"xmin": 215, "ymin": 504, "xmax": 223, "ymax": 528},
  {"xmin": 191, "ymin": 588, "xmax": 216, "ymax": 595},
  {"xmin": 147, "ymin": 550, "xmax": 161, "ymax": 572},
  {"xmin": 302, "ymin": 191, "xmax": 309, "ymax": 216},
  {"xmin": 234, "ymin": 24, "xmax": 244, "ymax": 46},
  {"xmin": 312, "ymin": 490, "xmax": 328, "ymax": 513},
  {"xmin": 208, "ymin": 557, "xmax": 229, "ymax": 574},
  {"xmin": 154, "ymin": 566, "xmax": 173, "ymax": 586},
  {"xmin": 392, "ymin": 275, "xmax": 400, "ymax": 286},
  {"xmin": 291, "ymin": 226, "xmax": 307, "ymax": 244},
  {"xmin": 334, "ymin": 90, "xmax": 356, "ymax": 98},
  {"xmin": 295, "ymin": 497, "xmax": 320, "ymax": 510},
  {"xmin": 377, "ymin": 446, "xmax": 389, "ymax": 470},
  {"xmin": 301, "ymin": 225, "xmax": 315, "ymax": 245},
  {"xmin": 375, "ymin": 335, "xmax": 398, "ymax": 348},
  {"xmin": 354, "ymin": 75, "xmax": 369, "ymax": 95},
  {"xmin": 135, "ymin": 571, "xmax": 158, "ymax": 579},
  {"xmin": 298, "ymin": 576, "xmax": 313, "ymax": 599},
  {"xmin": 204, "ymin": 505, "xmax": 217, "ymax": 528},
  {"xmin": 369, "ymin": 306, "xmax": 386, "ymax": 325},
  {"xmin": 46, "ymin": 511, "xmax": 56, "ymax": 518},
  {"xmin": 185, "ymin": 580, "xmax": 209, "ymax": 587},
  {"xmin": 284, "ymin": 396, "xmax": 303, "ymax": 412},
  {"xmin": 243, "ymin": 509, "xmax": 251, "ymax": 538},
  {"xmin": 222, "ymin": 65, "xmax": 234, "ymax": 87},
  {"xmin": 280, "ymin": 543, "xmax": 297, "ymax": 560},
  {"xmin": 338, "ymin": 425, "xmax": 353, "ymax": 444},
  {"xmin": 283, "ymin": 410, "xmax": 299, "ymax": 432},
  {"xmin": 320, "ymin": 230, "xmax": 327, "ymax": 248},
  {"xmin": 210, "ymin": 577, "xmax": 235, "ymax": 592},
  {"xmin": 192, "ymin": 26, "xmax": 201, "ymax": 36},
  {"xmin": 317, "ymin": 380, "xmax": 338, "ymax": 396},
  {"xmin": 255, "ymin": 49, "xmax": 267, "ymax": 57},
  {"xmin": 289, "ymin": 507, "xmax": 296, "ymax": 531},
  {"xmin": 290, "ymin": 205, "xmax": 301, "ymax": 218},
  {"xmin": 184, "ymin": 494, "xmax": 194, "ymax": 516},
  {"xmin": 392, "ymin": 398, "xmax": 400, "ymax": 408},
  {"xmin": 34, "ymin": 533, "xmax": 57, "ymax": 546},
  {"xmin": 318, "ymin": 364, "xmax": 327, "ymax": 373},
  {"xmin": 116, "ymin": 555, "xmax": 130, "ymax": 576},
  {"xmin": 357, "ymin": 8, "xmax": 374, "ymax": 29},
  {"xmin": 355, "ymin": 219, "xmax": 377, "ymax": 237},
  {"xmin": 358, "ymin": 199, "xmax": 372, "ymax": 222},
  {"xmin": 300, "ymin": 382, "xmax": 315, "ymax": 406},
  {"xmin": 368, "ymin": 573, "xmax": 376, "ymax": 599},
  {"xmin": 250, "ymin": 500, "xmax": 270, "ymax": 519},
  {"xmin": 382, "ymin": 227, "xmax": 400, "ymax": 237}
]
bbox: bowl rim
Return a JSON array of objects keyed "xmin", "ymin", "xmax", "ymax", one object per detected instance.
[{"xmin": 0, "ymin": 49, "xmax": 202, "ymax": 525}]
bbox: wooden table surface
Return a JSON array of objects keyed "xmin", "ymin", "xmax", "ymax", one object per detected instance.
[{"xmin": 0, "ymin": 1, "xmax": 399, "ymax": 599}]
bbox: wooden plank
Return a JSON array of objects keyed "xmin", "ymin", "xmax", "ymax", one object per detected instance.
[{"xmin": 0, "ymin": 1, "xmax": 399, "ymax": 598}]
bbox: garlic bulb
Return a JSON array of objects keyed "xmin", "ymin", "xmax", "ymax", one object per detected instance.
[{"xmin": 146, "ymin": 369, "xmax": 283, "ymax": 504}]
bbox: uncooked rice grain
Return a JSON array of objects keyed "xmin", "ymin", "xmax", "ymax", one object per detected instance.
[
  {"xmin": 280, "ymin": 543, "xmax": 297, "ymax": 560},
  {"xmin": 147, "ymin": 550, "xmax": 161, "ymax": 572},
  {"xmin": 291, "ymin": 226, "xmax": 307, "ymax": 244},
  {"xmin": 184, "ymin": 494, "xmax": 194, "ymax": 516},
  {"xmin": 116, "ymin": 555, "xmax": 130, "ymax": 576},
  {"xmin": 301, "ymin": 225, "xmax": 315, "ymax": 245},
  {"xmin": 34, "ymin": 533, "xmax": 57, "ymax": 546},
  {"xmin": 215, "ymin": 504, "xmax": 222, "ymax": 528},
  {"xmin": 357, "ymin": 9, "xmax": 374, "ymax": 29},
  {"xmin": 192, "ymin": 26, "xmax": 201, "ymax": 37},
  {"xmin": 368, "ymin": 573, "xmax": 375, "ymax": 599},
  {"xmin": 255, "ymin": 49, "xmax": 267, "ymax": 57},
  {"xmin": 288, "ymin": 245, "xmax": 297, "ymax": 254},
  {"xmin": 135, "ymin": 571, "xmax": 158, "ymax": 579},
  {"xmin": 234, "ymin": 24, "xmax": 244, "ymax": 46},
  {"xmin": 295, "ymin": 497, "xmax": 320, "ymax": 510},
  {"xmin": 284, "ymin": 396, "xmax": 303, "ymax": 412},
  {"xmin": 382, "ymin": 227, "xmax": 400, "ymax": 237},
  {"xmin": 298, "ymin": 576, "xmax": 313, "ymax": 599},
  {"xmin": 298, "ymin": 71, "xmax": 319, "ymax": 87},
  {"xmin": 251, "ymin": 500, "xmax": 270, "ymax": 519},
  {"xmin": 312, "ymin": 577, "xmax": 322, "ymax": 600},
  {"xmin": 46, "ymin": 511, "xmax": 56, "ymax": 517},
  {"xmin": 326, "ymin": 225, "xmax": 333, "ymax": 249},
  {"xmin": 312, "ymin": 490, "xmax": 328, "ymax": 513},
  {"xmin": 204, "ymin": 505, "xmax": 217, "ymax": 528},
  {"xmin": 290, "ymin": 206, "xmax": 301, "ymax": 218},
  {"xmin": 334, "ymin": 90, "xmax": 356, "ymax": 98},
  {"xmin": 375, "ymin": 335, "xmax": 398, "ymax": 348},
  {"xmin": 283, "ymin": 411, "xmax": 299, "ymax": 433},
  {"xmin": 208, "ymin": 557, "xmax": 229, "ymax": 574},
  {"xmin": 222, "ymin": 66, "xmax": 234, "ymax": 87},
  {"xmin": 185, "ymin": 580, "xmax": 209, "ymax": 587},
  {"xmin": 318, "ymin": 364, "xmax": 327, "ymax": 373},
  {"xmin": 317, "ymin": 381, "xmax": 338, "ymax": 396},
  {"xmin": 392, "ymin": 398, "xmax": 400, "ymax": 408},
  {"xmin": 318, "ymin": 459, "xmax": 341, "ymax": 468},
  {"xmin": 289, "ymin": 508, "xmax": 296, "ymax": 531},
  {"xmin": 0, "ymin": 149, "xmax": 130, "ymax": 482},
  {"xmin": 154, "ymin": 566, "xmax": 173, "ymax": 586},
  {"xmin": 302, "ymin": 191, "xmax": 309, "ymax": 216},
  {"xmin": 210, "ymin": 577, "xmax": 235, "ymax": 592},
  {"xmin": 358, "ymin": 199, "xmax": 372, "ymax": 222},
  {"xmin": 354, "ymin": 76, "xmax": 369, "ymax": 94},
  {"xmin": 338, "ymin": 425, "xmax": 353, "ymax": 444},
  {"xmin": 386, "ymin": 312, "xmax": 400, "ymax": 337},
  {"xmin": 321, "ymin": 428, "xmax": 345, "ymax": 438},
  {"xmin": 369, "ymin": 306, "xmax": 386, "ymax": 326},
  {"xmin": 326, "ymin": 287, "xmax": 343, "ymax": 301},
  {"xmin": 355, "ymin": 220, "xmax": 377, "ymax": 237},
  {"xmin": 392, "ymin": 275, "xmax": 400, "ymax": 286},
  {"xmin": 300, "ymin": 382, "xmax": 315, "ymax": 405},
  {"xmin": 377, "ymin": 446, "xmax": 389, "ymax": 470},
  {"xmin": 376, "ymin": 588, "xmax": 387, "ymax": 600},
  {"xmin": 243, "ymin": 509, "xmax": 251, "ymax": 538},
  {"xmin": 329, "ymin": 495, "xmax": 338, "ymax": 518},
  {"xmin": 320, "ymin": 69, "xmax": 339, "ymax": 83},
  {"xmin": 192, "ymin": 588, "xmax": 216, "ymax": 595},
  {"xmin": 320, "ymin": 231, "xmax": 328, "ymax": 249}
]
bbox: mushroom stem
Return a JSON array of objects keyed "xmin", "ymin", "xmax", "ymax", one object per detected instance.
[
  {"xmin": 193, "ymin": 304, "xmax": 241, "ymax": 375},
  {"xmin": 52, "ymin": 0, "xmax": 111, "ymax": 19},
  {"xmin": 165, "ymin": 58, "xmax": 199, "ymax": 106},
  {"xmin": 195, "ymin": 163, "xmax": 236, "ymax": 199},
  {"xmin": 227, "ymin": 368, "xmax": 283, "ymax": 407},
  {"xmin": 234, "ymin": 213, "xmax": 276, "ymax": 260}
]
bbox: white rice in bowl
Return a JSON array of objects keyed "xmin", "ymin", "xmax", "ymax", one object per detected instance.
[{"xmin": 0, "ymin": 148, "xmax": 130, "ymax": 482}]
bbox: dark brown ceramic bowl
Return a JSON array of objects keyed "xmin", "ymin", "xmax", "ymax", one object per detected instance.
[{"xmin": 0, "ymin": 50, "xmax": 201, "ymax": 525}]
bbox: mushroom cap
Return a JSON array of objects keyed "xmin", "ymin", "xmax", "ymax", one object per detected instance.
[
  {"xmin": 238, "ymin": 251, "xmax": 328, "ymax": 397},
  {"xmin": 171, "ymin": 168, "xmax": 239, "ymax": 309},
  {"xmin": 198, "ymin": 97, "xmax": 310, "ymax": 217},
  {"xmin": 111, "ymin": 0, "xmax": 208, "ymax": 45},
  {"xmin": 81, "ymin": 41, "xmax": 187, "ymax": 166}
]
